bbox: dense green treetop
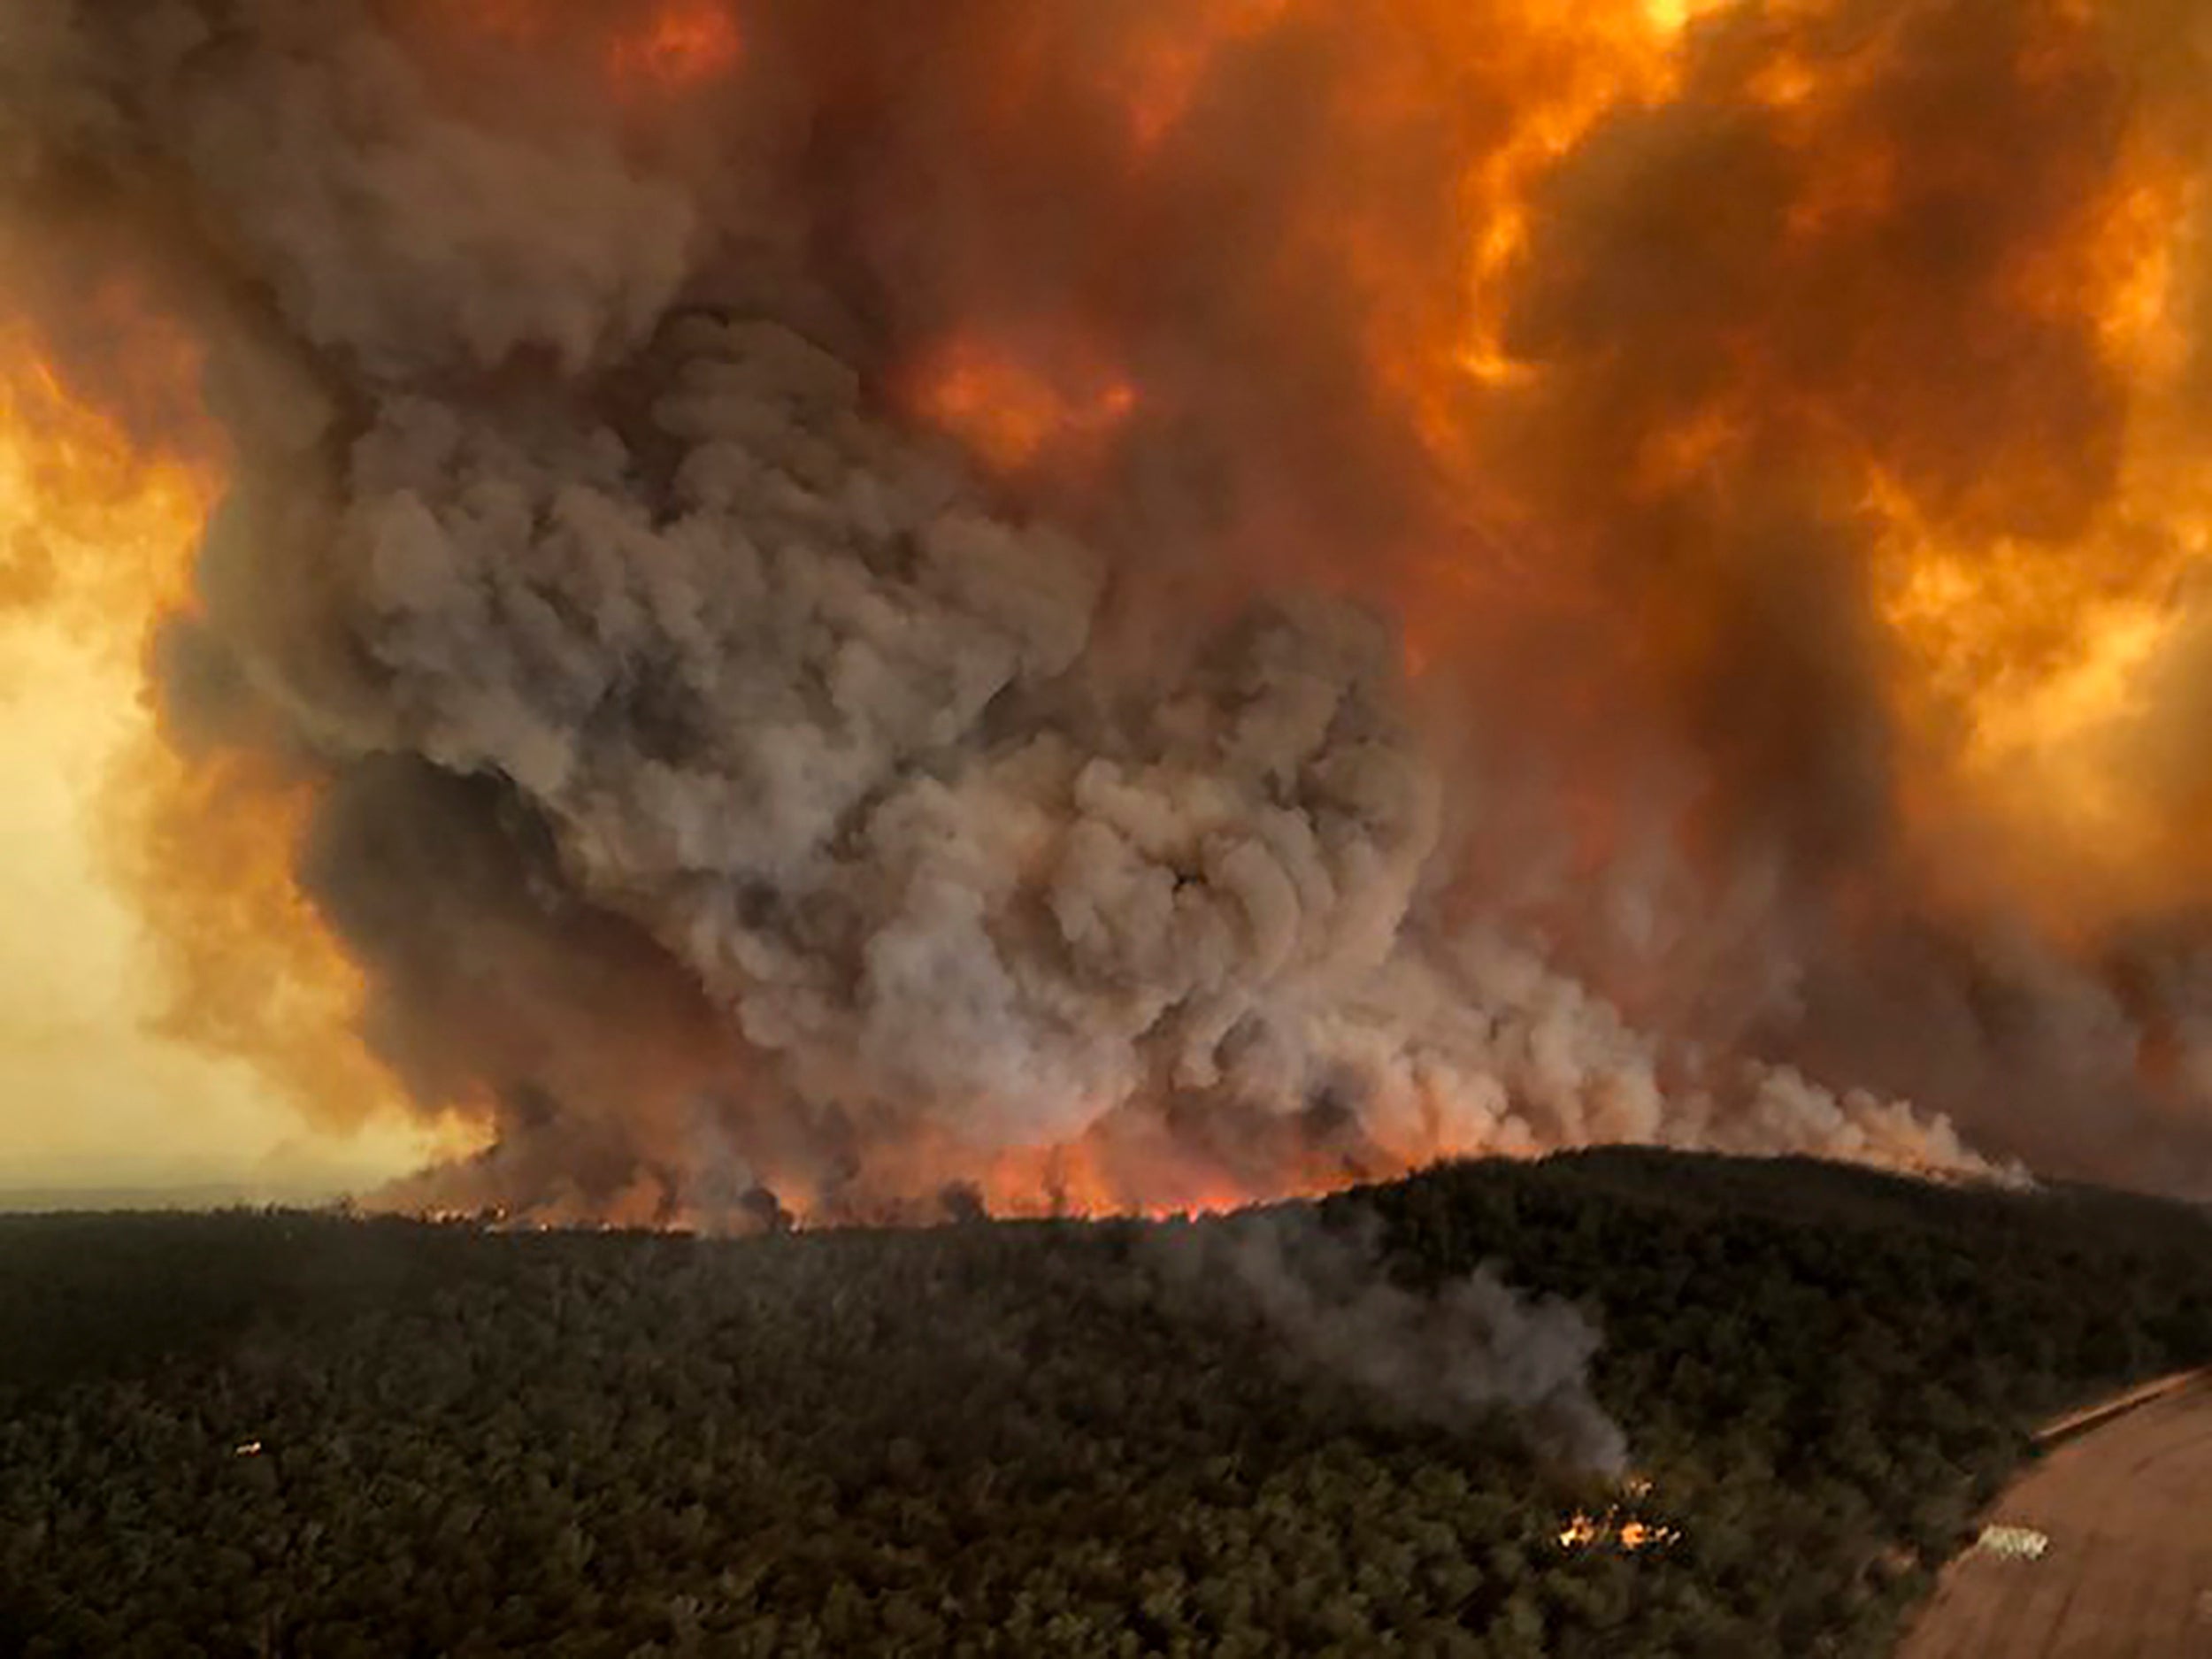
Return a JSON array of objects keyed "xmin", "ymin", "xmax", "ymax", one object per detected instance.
[{"xmin": 4, "ymin": 1148, "xmax": 2208, "ymax": 1655}]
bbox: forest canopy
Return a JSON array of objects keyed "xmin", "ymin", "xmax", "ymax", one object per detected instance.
[{"xmin": 4, "ymin": 1148, "xmax": 2211, "ymax": 1656}]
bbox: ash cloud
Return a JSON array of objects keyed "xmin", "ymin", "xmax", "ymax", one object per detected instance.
[{"xmin": 3, "ymin": 0, "xmax": 2208, "ymax": 1217}]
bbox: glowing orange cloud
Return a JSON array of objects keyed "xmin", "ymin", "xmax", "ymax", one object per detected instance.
[
  {"xmin": 608, "ymin": 1, "xmax": 743, "ymax": 94},
  {"xmin": 432, "ymin": 0, "xmax": 742, "ymax": 97},
  {"xmin": 0, "ymin": 301, "xmax": 404, "ymax": 1141},
  {"xmin": 910, "ymin": 334, "xmax": 1139, "ymax": 477}
]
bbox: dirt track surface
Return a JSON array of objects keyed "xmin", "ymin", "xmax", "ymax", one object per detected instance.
[{"xmin": 1899, "ymin": 1379, "xmax": 2212, "ymax": 1658}]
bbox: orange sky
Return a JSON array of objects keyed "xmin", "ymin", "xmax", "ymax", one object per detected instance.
[{"xmin": 0, "ymin": 344, "xmax": 463, "ymax": 1202}]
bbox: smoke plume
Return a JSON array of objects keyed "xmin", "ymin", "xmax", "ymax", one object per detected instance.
[
  {"xmin": 4, "ymin": 0, "xmax": 2210, "ymax": 1219},
  {"xmin": 1151, "ymin": 1206, "xmax": 1630, "ymax": 1474}
]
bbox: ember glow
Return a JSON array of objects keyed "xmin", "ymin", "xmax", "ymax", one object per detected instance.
[
  {"xmin": 908, "ymin": 335, "xmax": 1139, "ymax": 480},
  {"xmin": 1557, "ymin": 1477, "xmax": 1680, "ymax": 1552},
  {"xmin": 0, "ymin": 312, "xmax": 208, "ymax": 628},
  {"xmin": 1557, "ymin": 1514, "xmax": 1681, "ymax": 1553},
  {"xmin": 4, "ymin": 0, "xmax": 2211, "ymax": 1224},
  {"xmin": 607, "ymin": 1, "xmax": 742, "ymax": 94}
]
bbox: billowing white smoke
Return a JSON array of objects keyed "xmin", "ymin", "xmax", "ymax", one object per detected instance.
[
  {"xmin": 342, "ymin": 314, "xmax": 1443, "ymax": 1146},
  {"xmin": 0, "ymin": 0, "xmax": 2013, "ymax": 1221}
]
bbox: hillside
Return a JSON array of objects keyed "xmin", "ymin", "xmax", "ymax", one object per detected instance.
[{"xmin": 4, "ymin": 1150, "xmax": 2211, "ymax": 1655}]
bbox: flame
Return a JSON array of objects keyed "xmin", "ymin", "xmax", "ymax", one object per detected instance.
[
  {"xmin": 1863, "ymin": 147, "xmax": 2212, "ymax": 921},
  {"xmin": 983, "ymin": 1114, "xmax": 1396, "ymax": 1223},
  {"xmin": 910, "ymin": 334, "xmax": 1139, "ymax": 479},
  {"xmin": 17, "ymin": 0, "xmax": 2212, "ymax": 1219},
  {"xmin": 1445, "ymin": 0, "xmax": 1699, "ymax": 395},
  {"xmin": 0, "ymin": 312, "xmax": 210, "ymax": 629},
  {"xmin": 866, "ymin": 0, "xmax": 2212, "ymax": 1214},
  {"xmin": 1556, "ymin": 1483, "xmax": 1680, "ymax": 1552},
  {"xmin": 1360, "ymin": 0, "xmax": 2212, "ymax": 935}
]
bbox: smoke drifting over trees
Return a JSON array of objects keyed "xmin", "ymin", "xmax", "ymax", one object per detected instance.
[
  {"xmin": 9, "ymin": 1152, "xmax": 2212, "ymax": 1651},
  {"xmin": 3, "ymin": 0, "xmax": 2211, "ymax": 1217},
  {"xmin": 1152, "ymin": 1208, "xmax": 1630, "ymax": 1474}
]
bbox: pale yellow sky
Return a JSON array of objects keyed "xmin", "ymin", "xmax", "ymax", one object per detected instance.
[
  {"xmin": 0, "ymin": 621, "xmax": 450, "ymax": 1196},
  {"xmin": 0, "ymin": 345, "xmax": 460, "ymax": 1202}
]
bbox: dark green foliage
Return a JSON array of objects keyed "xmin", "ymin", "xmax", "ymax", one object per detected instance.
[{"xmin": 4, "ymin": 1149, "xmax": 2209, "ymax": 1656}]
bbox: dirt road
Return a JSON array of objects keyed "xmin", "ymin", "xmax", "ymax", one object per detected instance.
[{"xmin": 1898, "ymin": 1376, "xmax": 2212, "ymax": 1658}]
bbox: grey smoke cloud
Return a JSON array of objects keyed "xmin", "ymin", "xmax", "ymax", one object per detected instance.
[
  {"xmin": 21, "ymin": 0, "xmax": 2212, "ymax": 1223},
  {"xmin": 1151, "ymin": 1206, "xmax": 1630, "ymax": 1475}
]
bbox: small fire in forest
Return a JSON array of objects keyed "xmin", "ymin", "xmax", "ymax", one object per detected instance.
[{"xmin": 1557, "ymin": 1489, "xmax": 1680, "ymax": 1554}]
